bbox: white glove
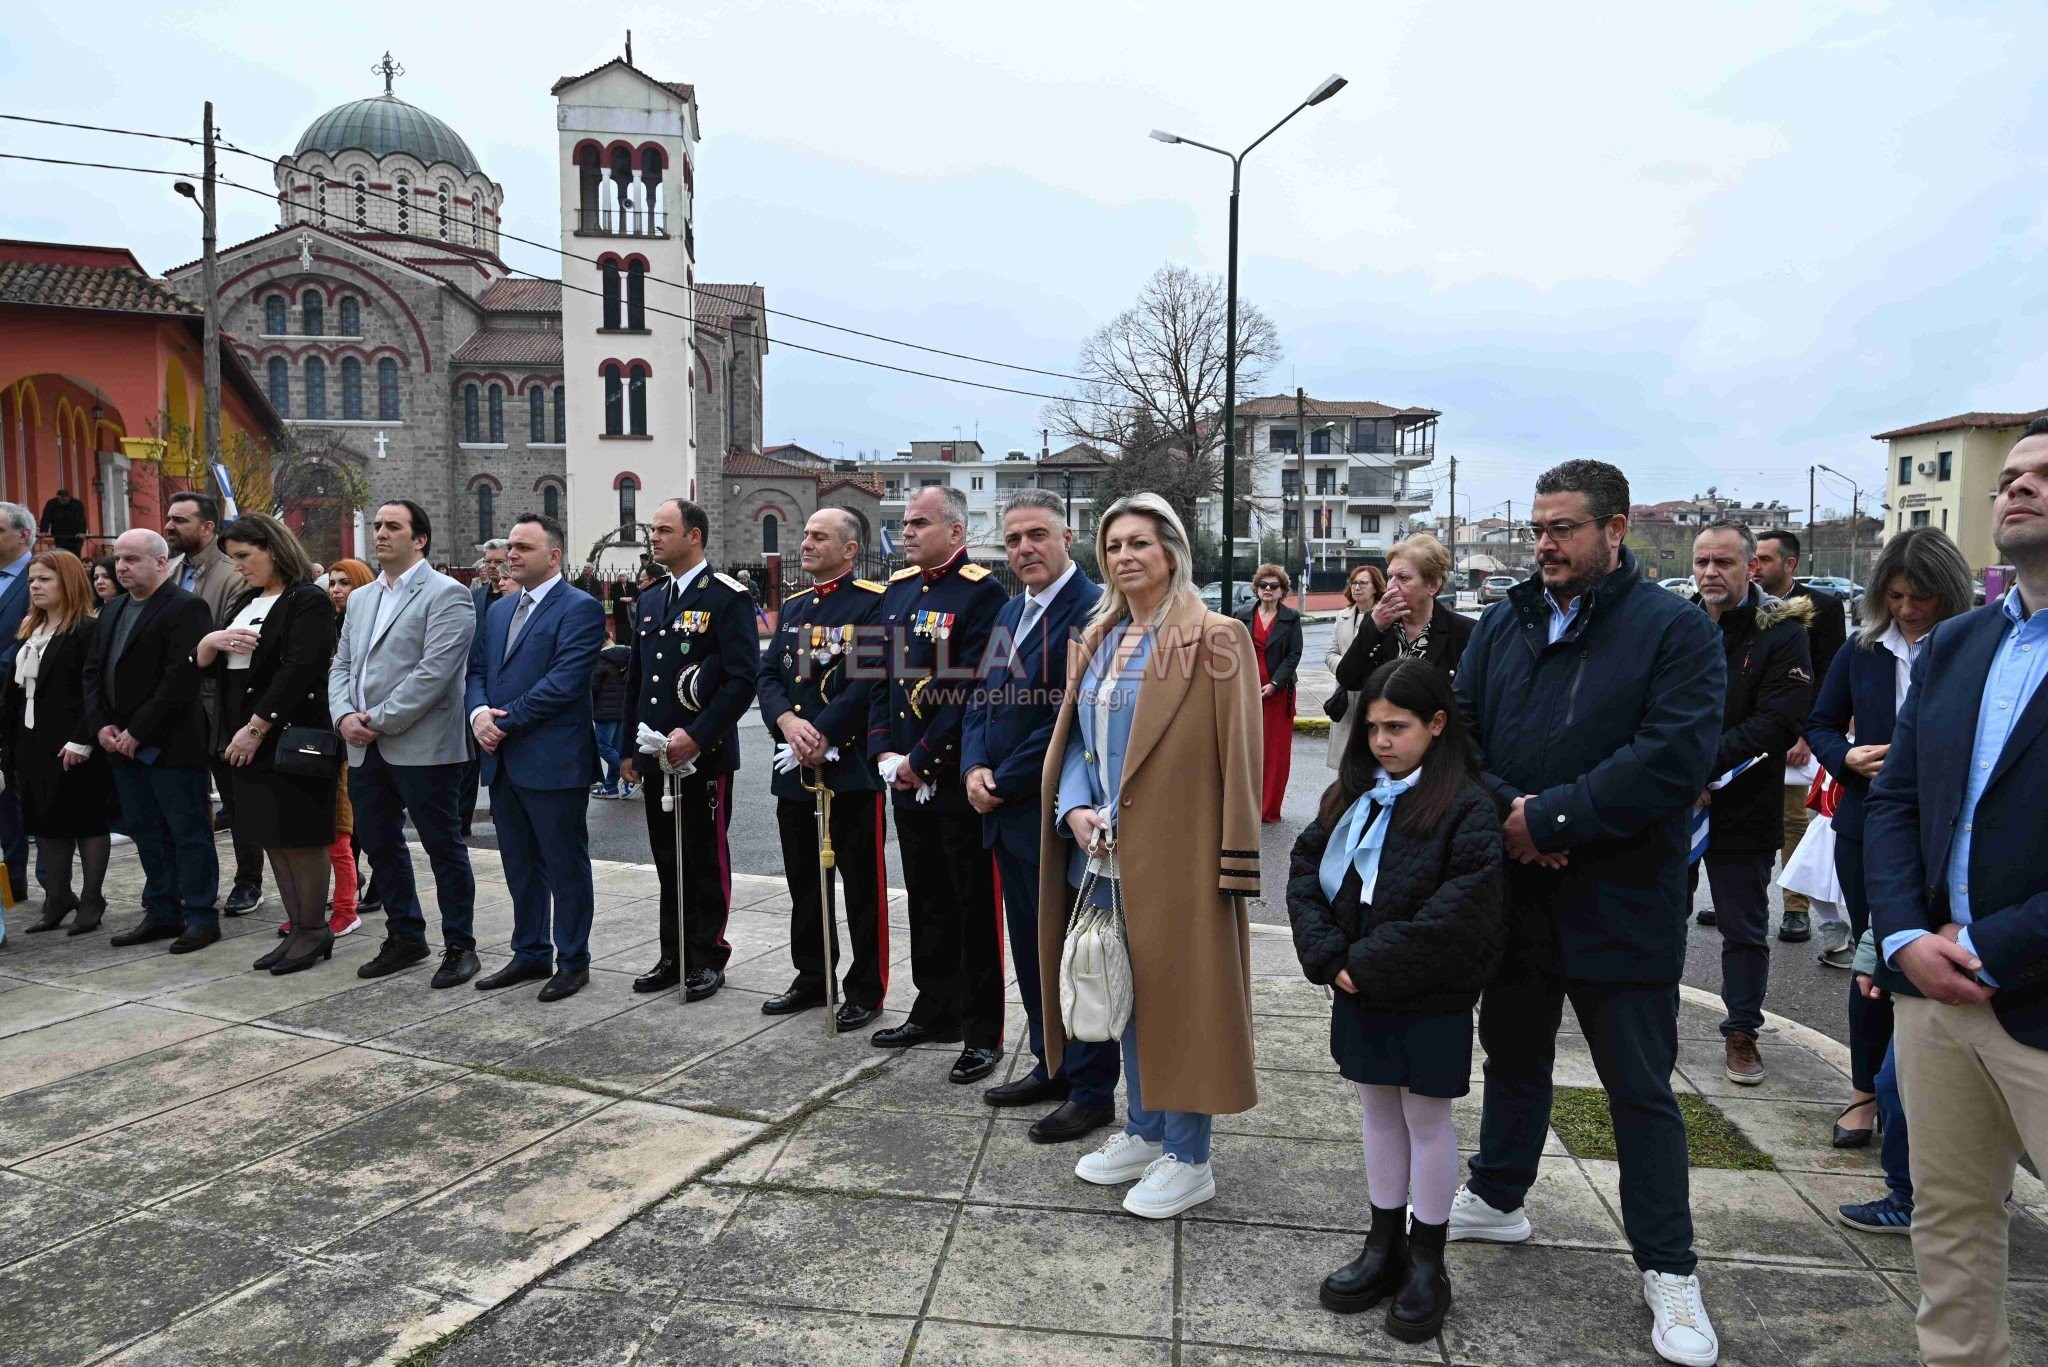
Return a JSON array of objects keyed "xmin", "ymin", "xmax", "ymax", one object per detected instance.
[
  {"xmin": 877, "ymin": 754, "xmax": 934, "ymax": 802},
  {"xmin": 634, "ymin": 722, "xmax": 695, "ymax": 777},
  {"xmin": 774, "ymin": 743, "xmax": 840, "ymax": 774}
]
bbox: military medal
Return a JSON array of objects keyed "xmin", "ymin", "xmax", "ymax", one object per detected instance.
[{"xmin": 810, "ymin": 624, "xmax": 831, "ymax": 665}]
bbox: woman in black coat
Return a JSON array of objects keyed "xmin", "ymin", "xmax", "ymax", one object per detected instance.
[
  {"xmin": 2, "ymin": 552, "xmax": 114, "ymax": 934},
  {"xmin": 194, "ymin": 514, "xmax": 338, "ymax": 974},
  {"xmin": 1287, "ymin": 657, "xmax": 1504, "ymax": 1343},
  {"xmin": 1236, "ymin": 563, "xmax": 1305, "ymax": 822},
  {"xmin": 1334, "ymin": 533, "xmax": 1474, "ymax": 690}
]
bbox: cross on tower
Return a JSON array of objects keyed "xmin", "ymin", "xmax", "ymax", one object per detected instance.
[
  {"xmin": 373, "ymin": 430, "xmax": 390, "ymax": 459},
  {"xmin": 296, "ymin": 232, "xmax": 314, "ymax": 270},
  {"xmin": 373, "ymin": 51, "xmax": 404, "ymax": 94}
]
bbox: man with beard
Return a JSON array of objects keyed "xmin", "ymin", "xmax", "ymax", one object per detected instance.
[
  {"xmin": 1866, "ymin": 419, "xmax": 2048, "ymax": 1366},
  {"xmin": 1452, "ymin": 460, "xmax": 1727, "ymax": 1367}
]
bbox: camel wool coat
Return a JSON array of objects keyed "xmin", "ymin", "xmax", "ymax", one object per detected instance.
[{"xmin": 1037, "ymin": 592, "xmax": 1264, "ymax": 1116}]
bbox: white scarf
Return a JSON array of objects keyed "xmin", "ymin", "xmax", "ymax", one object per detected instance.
[{"xmin": 13, "ymin": 623, "xmax": 55, "ymax": 729}]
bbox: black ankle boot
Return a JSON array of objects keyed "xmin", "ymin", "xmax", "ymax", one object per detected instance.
[
  {"xmin": 1320, "ymin": 1204, "xmax": 1408, "ymax": 1313},
  {"xmin": 1386, "ymin": 1216, "xmax": 1450, "ymax": 1342}
]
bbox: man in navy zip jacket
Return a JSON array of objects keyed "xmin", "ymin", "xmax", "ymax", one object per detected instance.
[
  {"xmin": 1452, "ymin": 461, "xmax": 1727, "ymax": 1367},
  {"xmin": 1864, "ymin": 423, "xmax": 2048, "ymax": 1367}
]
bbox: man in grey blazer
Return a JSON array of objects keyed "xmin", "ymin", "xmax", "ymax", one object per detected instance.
[{"xmin": 329, "ymin": 500, "xmax": 481, "ymax": 986}]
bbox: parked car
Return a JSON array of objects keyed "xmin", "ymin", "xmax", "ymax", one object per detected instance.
[
  {"xmin": 1199, "ymin": 580, "xmax": 1258, "ymax": 614},
  {"xmin": 1479, "ymin": 574, "xmax": 1518, "ymax": 604},
  {"xmin": 1660, "ymin": 576, "xmax": 1697, "ymax": 596},
  {"xmin": 1797, "ymin": 576, "xmax": 1861, "ymax": 599}
]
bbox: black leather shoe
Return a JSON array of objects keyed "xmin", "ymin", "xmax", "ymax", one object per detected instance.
[
  {"xmin": 109, "ymin": 920, "xmax": 186, "ymax": 947},
  {"xmin": 834, "ymin": 1002, "xmax": 881, "ymax": 1033},
  {"xmin": 1028, "ymin": 1100, "xmax": 1114, "ymax": 1145},
  {"xmin": 431, "ymin": 948, "xmax": 482, "ymax": 989},
  {"xmin": 1385, "ymin": 1217, "xmax": 1451, "ymax": 1343},
  {"xmin": 167, "ymin": 925, "xmax": 222, "ymax": 955},
  {"xmin": 871, "ymin": 1021, "xmax": 962, "ymax": 1049},
  {"xmin": 1695, "ymin": 907, "xmax": 1716, "ymax": 927},
  {"xmin": 1321, "ymin": 1204, "xmax": 1409, "ymax": 1313},
  {"xmin": 1778, "ymin": 909, "xmax": 1812, "ymax": 943},
  {"xmin": 537, "ymin": 968, "xmax": 589, "ymax": 1003},
  {"xmin": 358, "ymin": 938, "xmax": 431, "ymax": 979},
  {"xmin": 985, "ymin": 1072, "xmax": 1069, "ymax": 1108},
  {"xmin": 684, "ymin": 968, "xmax": 724, "ymax": 1002},
  {"xmin": 356, "ymin": 894, "xmax": 383, "ymax": 915},
  {"xmin": 762, "ymin": 987, "xmax": 826, "ymax": 1016},
  {"xmin": 222, "ymin": 883, "xmax": 263, "ymax": 917},
  {"xmin": 475, "ymin": 959, "xmax": 553, "ymax": 991},
  {"xmin": 633, "ymin": 958, "xmax": 682, "ymax": 993},
  {"xmin": 949, "ymin": 1047, "xmax": 1003, "ymax": 1084}
]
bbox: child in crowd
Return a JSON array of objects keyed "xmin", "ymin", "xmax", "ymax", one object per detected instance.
[{"xmin": 1286, "ymin": 658, "xmax": 1504, "ymax": 1344}]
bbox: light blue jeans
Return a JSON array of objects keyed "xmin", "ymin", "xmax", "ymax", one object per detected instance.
[{"xmin": 1121, "ymin": 1012, "xmax": 1213, "ymax": 1164}]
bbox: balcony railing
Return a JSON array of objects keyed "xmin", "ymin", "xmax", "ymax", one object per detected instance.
[{"xmin": 576, "ymin": 208, "xmax": 670, "ymax": 239}]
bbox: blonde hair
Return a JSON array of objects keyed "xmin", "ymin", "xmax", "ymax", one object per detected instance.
[
  {"xmin": 1387, "ymin": 532, "xmax": 1452, "ymax": 590},
  {"xmin": 16, "ymin": 551, "xmax": 95, "ymax": 638},
  {"xmin": 1088, "ymin": 492, "xmax": 1197, "ymax": 633}
]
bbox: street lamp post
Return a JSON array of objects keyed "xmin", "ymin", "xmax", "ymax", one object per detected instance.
[
  {"xmin": 1151, "ymin": 72, "xmax": 1345, "ymax": 607},
  {"xmin": 172, "ymin": 99, "xmax": 222, "ymax": 482},
  {"xmin": 1816, "ymin": 462, "xmax": 1864, "ymax": 582}
]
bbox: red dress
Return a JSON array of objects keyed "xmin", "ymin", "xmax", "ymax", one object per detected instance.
[{"xmin": 1251, "ymin": 610, "xmax": 1293, "ymax": 823}]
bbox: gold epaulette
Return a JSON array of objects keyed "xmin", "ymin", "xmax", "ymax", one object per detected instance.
[
  {"xmin": 854, "ymin": 579, "xmax": 886, "ymax": 593},
  {"xmin": 889, "ymin": 566, "xmax": 920, "ymax": 581},
  {"xmin": 959, "ymin": 563, "xmax": 991, "ymax": 581}
]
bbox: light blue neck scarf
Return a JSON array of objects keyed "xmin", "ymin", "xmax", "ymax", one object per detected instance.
[{"xmin": 1318, "ymin": 769, "xmax": 1422, "ymax": 904}]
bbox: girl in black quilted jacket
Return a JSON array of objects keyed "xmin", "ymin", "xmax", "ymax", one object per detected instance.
[{"xmin": 1287, "ymin": 657, "xmax": 1505, "ymax": 1346}]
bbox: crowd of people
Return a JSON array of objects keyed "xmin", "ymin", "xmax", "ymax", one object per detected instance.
[{"xmin": 2, "ymin": 430, "xmax": 2045, "ymax": 1367}]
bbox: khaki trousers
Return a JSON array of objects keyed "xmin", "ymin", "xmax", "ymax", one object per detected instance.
[
  {"xmin": 1779, "ymin": 786, "xmax": 1810, "ymax": 914},
  {"xmin": 1894, "ymin": 994, "xmax": 2048, "ymax": 1367}
]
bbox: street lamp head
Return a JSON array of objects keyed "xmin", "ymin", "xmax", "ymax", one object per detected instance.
[
  {"xmin": 173, "ymin": 180, "xmax": 198, "ymax": 200},
  {"xmin": 1148, "ymin": 129, "xmax": 1181, "ymax": 144},
  {"xmin": 1306, "ymin": 74, "xmax": 1348, "ymax": 106}
]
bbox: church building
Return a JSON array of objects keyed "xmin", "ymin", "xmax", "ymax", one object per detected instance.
[{"xmin": 166, "ymin": 51, "xmax": 767, "ymax": 567}]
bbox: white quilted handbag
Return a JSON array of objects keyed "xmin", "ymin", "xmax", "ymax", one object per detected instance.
[{"xmin": 1059, "ymin": 853, "xmax": 1133, "ymax": 1043}]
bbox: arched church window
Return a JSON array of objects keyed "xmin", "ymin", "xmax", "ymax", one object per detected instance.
[
  {"xmin": 477, "ymin": 483, "xmax": 495, "ymax": 545},
  {"xmin": 601, "ymin": 261, "xmax": 621, "ymax": 330},
  {"xmin": 626, "ymin": 262, "xmax": 646, "ymax": 329},
  {"xmin": 487, "ymin": 384, "xmax": 504, "ymax": 443},
  {"xmin": 264, "ymin": 296, "xmax": 287, "ymax": 335},
  {"xmin": 340, "ymin": 357, "xmax": 363, "ymax": 420},
  {"xmin": 339, "ymin": 297, "xmax": 360, "ymax": 336},
  {"xmin": 469, "ymin": 200, "xmax": 480, "ymax": 246},
  {"xmin": 618, "ymin": 475, "xmax": 638, "ymax": 531},
  {"xmin": 301, "ymin": 290, "xmax": 323, "ymax": 336},
  {"xmin": 602, "ymin": 364, "xmax": 623, "ymax": 436},
  {"xmin": 529, "ymin": 386, "xmax": 546, "ymax": 443},
  {"xmin": 463, "ymin": 383, "xmax": 480, "ymax": 443},
  {"xmin": 378, "ymin": 359, "xmax": 401, "ymax": 420},
  {"xmin": 437, "ymin": 181, "xmax": 451, "ymax": 240},
  {"xmin": 304, "ymin": 356, "xmax": 328, "ymax": 420},
  {"xmin": 267, "ymin": 357, "xmax": 289, "ymax": 416},
  {"xmin": 315, "ymin": 173, "xmax": 328, "ymax": 226},
  {"xmin": 627, "ymin": 363, "xmax": 649, "ymax": 436},
  {"xmin": 553, "ymin": 385, "xmax": 565, "ymax": 443},
  {"xmin": 762, "ymin": 513, "xmax": 779, "ymax": 555},
  {"xmin": 395, "ymin": 174, "xmax": 411, "ymax": 234},
  {"xmin": 352, "ymin": 172, "xmax": 367, "ymax": 229},
  {"xmin": 542, "ymin": 482, "xmax": 561, "ymax": 522}
]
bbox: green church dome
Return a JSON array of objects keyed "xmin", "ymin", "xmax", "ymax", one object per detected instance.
[{"xmin": 295, "ymin": 92, "xmax": 481, "ymax": 176}]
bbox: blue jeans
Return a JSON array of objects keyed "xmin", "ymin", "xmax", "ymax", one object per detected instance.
[
  {"xmin": 1121, "ymin": 1011, "xmax": 1213, "ymax": 1163},
  {"xmin": 110, "ymin": 763, "xmax": 219, "ymax": 929},
  {"xmin": 593, "ymin": 721, "xmax": 624, "ymax": 792},
  {"xmin": 1876, "ymin": 1042, "xmax": 1912, "ymax": 1201},
  {"xmin": 0, "ymin": 775, "xmax": 27, "ymax": 903},
  {"xmin": 349, "ymin": 745, "xmax": 475, "ymax": 951}
]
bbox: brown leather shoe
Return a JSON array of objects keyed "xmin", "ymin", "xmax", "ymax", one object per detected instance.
[{"xmin": 1724, "ymin": 1031, "xmax": 1765, "ymax": 1086}]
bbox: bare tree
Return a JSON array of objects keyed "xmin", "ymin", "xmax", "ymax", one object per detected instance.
[{"xmin": 1044, "ymin": 264, "xmax": 1282, "ymax": 531}]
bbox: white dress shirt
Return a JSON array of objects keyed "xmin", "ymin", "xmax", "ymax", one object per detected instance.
[
  {"xmin": 471, "ymin": 573, "xmax": 563, "ymax": 724},
  {"xmin": 1016, "ymin": 561, "xmax": 1078, "ymax": 648},
  {"xmin": 356, "ymin": 558, "xmax": 429, "ymax": 712}
]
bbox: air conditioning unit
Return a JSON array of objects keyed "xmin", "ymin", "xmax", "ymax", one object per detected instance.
[{"xmin": 1915, "ymin": 460, "xmax": 1937, "ymax": 476}]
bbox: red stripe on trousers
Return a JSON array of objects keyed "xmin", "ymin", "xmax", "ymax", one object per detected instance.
[{"xmin": 872, "ymin": 792, "xmax": 890, "ymax": 996}]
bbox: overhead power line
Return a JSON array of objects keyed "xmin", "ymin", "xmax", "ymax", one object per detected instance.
[{"xmin": 0, "ymin": 150, "xmax": 195, "ymax": 177}]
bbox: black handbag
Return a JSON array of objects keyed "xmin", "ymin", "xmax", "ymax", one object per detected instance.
[
  {"xmin": 1324, "ymin": 687, "xmax": 1350, "ymax": 723},
  {"xmin": 271, "ymin": 724, "xmax": 344, "ymax": 778}
]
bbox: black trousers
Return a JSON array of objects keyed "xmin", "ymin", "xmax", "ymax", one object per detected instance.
[
  {"xmin": 777, "ymin": 792, "xmax": 888, "ymax": 1009},
  {"xmin": 458, "ymin": 736, "xmax": 482, "ymax": 836},
  {"xmin": 641, "ymin": 767, "xmax": 734, "ymax": 975},
  {"xmin": 1689, "ymin": 851, "xmax": 1773, "ymax": 1038},
  {"xmin": 1468, "ymin": 958, "xmax": 1696, "ymax": 1277},
  {"xmin": 211, "ymin": 757, "xmax": 265, "ymax": 890},
  {"xmin": 1835, "ymin": 832, "xmax": 1893, "ymax": 1094},
  {"xmin": 894, "ymin": 804, "xmax": 1004, "ymax": 1050}
]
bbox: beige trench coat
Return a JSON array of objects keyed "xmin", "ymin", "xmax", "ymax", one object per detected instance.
[{"xmin": 1036, "ymin": 592, "xmax": 1263, "ymax": 1116}]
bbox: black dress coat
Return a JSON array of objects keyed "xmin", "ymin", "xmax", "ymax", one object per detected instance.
[
  {"xmin": 204, "ymin": 581, "xmax": 338, "ymax": 849},
  {"xmin": 0, "ymin": 617, "xmax": 112, "ymax": 838},
  {"xmin": 1333, "ymin": 599, "xmax": 1476, "ymax": 691},
  {"xmin": 1235, "ymin": 602, "xmax": 1304, "ymax": 692},
  {"xmin": 82, "ymin": 583, "xmax": 213, "ymax": 770}
]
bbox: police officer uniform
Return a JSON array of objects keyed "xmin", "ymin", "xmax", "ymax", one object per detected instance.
[
  {"xmin": 867, "ymin": 546, "xmax": 1011, "ymax": 1074},
  {"xmin": 756, "ymin": 568, "xmax": 889, "ymax": 1027},
  {"xmin": 624, "ymin": 559, "xmax": 759, "ymax": 998}
]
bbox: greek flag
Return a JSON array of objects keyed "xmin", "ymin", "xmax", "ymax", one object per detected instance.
[
  {"xmin": 1690, "ymin": 753, "xmax": 1769, "ymax": 866},
  {"xmin": 880, "ymin": 523, "xmax": 896, "ymax": 557}
]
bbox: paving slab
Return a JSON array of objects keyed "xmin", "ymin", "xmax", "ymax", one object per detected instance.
[
  {"xmin": 1713, "ymin": 1096, "xmax": 1887, "ymax": 1176},
  {"xmin": 763, "ymin": 1102, "xmax": 991, "ymax": 1200},
  {"xmin": 1214, "ymin": 1068, "xmax": 1364, "ymax": 1143},
  {"xmin": 0, "ymin": 1167, "xmax": 134, "ymax": 1266},
  {"xmin": 0, "ymin": 981, "xmax": 119, "ymax": 1038},
  {"xmin": 0, "ymin": 1002, "xmax": 225, "ymax": 1101},
  {"xmin": 253, "ymin": 965, "xmax": 489, "ymax": 1043},
  {"xmin": 1675, "ymin": 1033, "xmax": 1852, "ymax": 1105},
  {"xmin": 912, "ymin": 1321, "xmax": 1172, "ymax": 1365},
  {"xmin": 1582, "ymin": 1159, "xmax": 1860, "ymax": 1268},
  {"xmin": 968, "ymin": 1116, "xmax": 1133, "ymax": 1216},
  {"xmin": 646, "ymin": 1014, "xmax": 896, "ymax": 1118},
  {"xmin": 928, "ymin": 1203, "xmax": 1176, "ymax": 1337},
  {"xmin": 1180, "ymin": 1218, "xmax": 1442, "ymax": 1361},
  {"xmin": 435, "ymin": 1287, "xmax": 652, "ymax": 1366},
  {"xmin": 511, "ymin": 987, "xmax": 778, "ymax": 1092},
  {"xmin": 373, "ymin": 974, "xmax": 648, "ymax": 1068}
]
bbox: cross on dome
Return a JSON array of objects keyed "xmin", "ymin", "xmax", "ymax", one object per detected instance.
[{"xmin": 373, "ymin": 52, "xmax": 404, "ymax": 95}]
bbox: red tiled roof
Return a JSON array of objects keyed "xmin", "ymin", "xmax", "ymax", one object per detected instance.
[
  {"xmin": 0, "ymin": 255, "xmax": 200, "ymax": 317},
  {"xmin": 1234, "ymin": 395, "xmax": 1440, "ymax": 420},
  {"xmin": 1871, "ymin": 409, "xmax": 2048, "ymax": 440},
  {"xmin": 819, "ymin": 474, "xmax": 882, "ymax": 497},
  {"xmin": 551, "ymin": 59, "xmax": 695, "ymax": 105},
  {"xmin": 479, "ymin": 278, "xmax": 560, "ymax": 312},
  {"xmin": 697, "ymin": 282, "xmax": 763, "ymax": 324},
  {"xmin": 163, "ymin": 223, "xmax": 448, "ymax": 285},
  {"xmin": 1038, "ymin": 442, "xmax": 1110, "ymax": 467},
  {"xmin": 724, "ymin": 450, "xmax": 819, "ymax": 480},
  {"xmin": 451, "ymin": 330, "xmax": 563, "ymax": 366}
]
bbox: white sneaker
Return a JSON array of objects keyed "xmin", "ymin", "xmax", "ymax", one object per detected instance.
[
  {"xmin": 1074, "ymin": 1132, "xmax": 1163, "ymax": 1186},
  {"xmin": 1121, "ymin": 1156, "xmax": 1216, "ymax": 1219},
  {"xmin": 1643, "ymin": 1270, "xmax": 1719, "ymax": 1366},
  {"xmin": 1446, "ymin": 1185, "xmax": 1532, "ymax": 1243}
]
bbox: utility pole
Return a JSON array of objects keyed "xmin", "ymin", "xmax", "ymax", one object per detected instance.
[
  {"xmin": 1809, "ymin": 465, "xmax": 1817, "ymax": 577},
  {"xmin": 200, "ymin": 100, "xmax": 223, "ymax": 476},
  {"xmin": 1446, "ymin": 454, "xmax": 1458, "ymax": 587},
  {"xmin": 1294, "ymin": 387, "xmax": 1309, "ymax": 605}
]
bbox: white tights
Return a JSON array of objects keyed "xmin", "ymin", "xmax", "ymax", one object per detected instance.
[{"xmin": 1356, "ymin": 1083, "xmax": 1460, "ymax": 1225}]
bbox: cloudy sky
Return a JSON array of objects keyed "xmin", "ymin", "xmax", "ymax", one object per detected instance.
[{"xmin": 5, "ymin": 0, "xmax": 2043, "ymax": 519}]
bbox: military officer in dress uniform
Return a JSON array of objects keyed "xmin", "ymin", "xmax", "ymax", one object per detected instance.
[
  {"xmin": 621, "ymin": 497, "xmax": 759, "ymax": 1003},
  {"xmin": 868, "ymin": 485, "xmax": 1012, "ymax": 1083},
  {"xmin": 756, "ymin": 509, "xmax": 890, "ymax": 1030}
]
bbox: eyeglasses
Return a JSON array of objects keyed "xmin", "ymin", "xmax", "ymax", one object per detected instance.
[
  {"xmin": 1517, "ymin": 516, "xmax": 1612, "ymax": 545},
  {"xmin": 1256, "ymin": 581, "xmax": 1283, "ymax": 590}
]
